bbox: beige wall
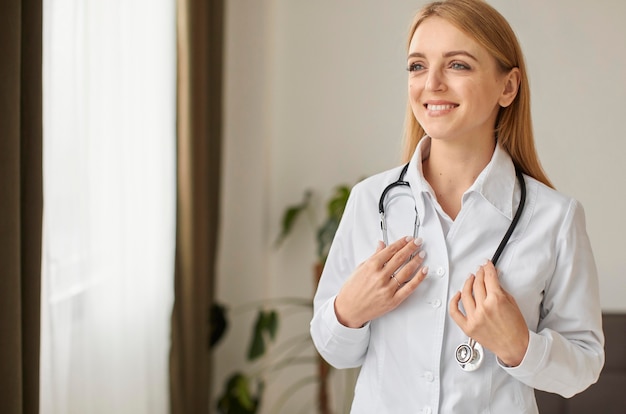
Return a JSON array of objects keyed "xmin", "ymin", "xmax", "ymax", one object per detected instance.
[{"xmin": 216, "ymin": 0, "xmax": 626, "ymax": 411}]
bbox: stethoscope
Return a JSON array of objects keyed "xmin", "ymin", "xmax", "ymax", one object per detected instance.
[{"xmin": 379, "ymin": 161, "xmax": 527, "ymax": 372}]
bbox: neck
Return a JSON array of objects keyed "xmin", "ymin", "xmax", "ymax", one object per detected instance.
[{"xmin": 423, "ymin": 137, "xmax": 496, "ymax": 219}]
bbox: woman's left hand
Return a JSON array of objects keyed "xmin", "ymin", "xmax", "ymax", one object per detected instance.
[{"xmin": 449, "ymin": 261, "xmax": 529, "ymax": 367}]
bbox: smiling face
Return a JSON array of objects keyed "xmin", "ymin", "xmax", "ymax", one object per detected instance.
[{"xmin": 407, "ymin": 16, "xmax": 518, "ymax": 147}]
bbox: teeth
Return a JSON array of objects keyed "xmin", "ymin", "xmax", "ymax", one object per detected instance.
[{"xmin": 428, "ymin": 104, "xmax": 456, "ymax": 111}]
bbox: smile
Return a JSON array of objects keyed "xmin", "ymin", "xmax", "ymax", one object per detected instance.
[{"xmin": 425, "ymin": 103, "xmax": 458, "ymax": 111}]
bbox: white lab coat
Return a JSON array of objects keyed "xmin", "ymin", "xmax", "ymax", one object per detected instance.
[{"xmin": 310, "ymin": 137, "xmax": 604, "ymax": 414}]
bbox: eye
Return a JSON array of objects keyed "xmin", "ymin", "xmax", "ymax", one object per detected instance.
[
  {"xmin": 450, "ymin": 61, "xmax": 471, "ymax": 70},
  {"xmin": 407, "ymin": 62, "xmax": 425, "ymax": 72}
]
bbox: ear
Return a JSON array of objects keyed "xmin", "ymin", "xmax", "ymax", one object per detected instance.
[{"xmin": 499, "ymin": 67, "xmax": 521, "ymax": 108}]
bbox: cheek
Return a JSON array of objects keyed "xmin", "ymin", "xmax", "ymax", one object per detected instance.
[
  {"xmin": 468, "ymin": 79, "xmax": 503, "ymax": 112},
  {"xmin": 408, "ymin": 81, "xmax": 423, "ymax": 115},
  {"xmin": 473, "ymin": 90, "xmax": 503, "ymax": 118}
]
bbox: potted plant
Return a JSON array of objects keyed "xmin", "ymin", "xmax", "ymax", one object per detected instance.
[{"xmin": 211, "ymin": 184, "xmax": 352, "ymax": 414}]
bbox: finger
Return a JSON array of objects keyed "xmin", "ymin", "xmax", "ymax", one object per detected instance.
[
  {"xmin": 392, "ymin": 244, "xmax": 426, "ymax": 283},
  {"xmin": 389, "ymin": 274, "xmax": 402, "ymax": 290},
  {"xmin": 385, "ymin": 237, "xmax": 423, "ymax": 273},
  {"xmin": 473, "ymin": 265, "xmax": 487, "ymax": 304},
  {"xmin": 461, "ymin": 274, "xmax": 476, "ymax": 314},
  {"xmin": 482, "ymin": 261, "xmax": 502, "ymax": 295},
  {"xmin": 448, "ymin": 291, "xmax": 466, "ymax": 329},
  {"xmin": 372, "ymin": 236, "xmax": 413, "ymax": 267},
  {"xmin": 393, "ymin": 265, "xmax": 428, "ymax": 302}
]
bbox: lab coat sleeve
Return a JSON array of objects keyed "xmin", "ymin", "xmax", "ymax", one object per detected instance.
[
  {"xmin": 310, "ymin": 183, "xmax": 372, "ymax": 369},
  {"xmin": 501, "ymin": 199, "xmax": 605, "ymax": 397}
]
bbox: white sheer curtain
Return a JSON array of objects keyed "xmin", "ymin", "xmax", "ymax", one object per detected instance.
[{"xmin": 40, "ymin": 1, "xmax": 176, "ymax": 413}]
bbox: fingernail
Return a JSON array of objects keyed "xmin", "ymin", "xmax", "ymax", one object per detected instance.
[
  {"xmin": 418, "ymin": 250, "xmax": 426, "ymax": 259},
  {"xmin": 414, "ymin": 237, "xmax": 423, "ymax": 246},
  {"xmin": 405, "ymin": 236, "xmax": 413, "ymax": 242},
  {"xmin": 421, "ymin": 266, "xmax": 429, "ymax": 275}
]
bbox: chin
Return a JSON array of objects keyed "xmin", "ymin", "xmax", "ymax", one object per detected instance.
[
  {"xmin": 417, "ymin": 119, "xmax": 452, "ymax": 140},
  {"xmin": 421, "ymin": 127, "xmax": 451, "ymax": 141}
]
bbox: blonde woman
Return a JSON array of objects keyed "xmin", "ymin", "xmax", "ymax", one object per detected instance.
[{"xmin": 310, "ymin": 0, "xmax": 604, "ymax": 412}]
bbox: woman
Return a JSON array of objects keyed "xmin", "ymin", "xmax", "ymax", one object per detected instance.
[{"xmin": 310, "ymin": 0, "xmax": 604, "ymax": 413}]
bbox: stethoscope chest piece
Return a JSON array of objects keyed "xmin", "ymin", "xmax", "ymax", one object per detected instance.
[{"xmin": 455, "ymin": 338, "xmax": 484, "ymax": 372}]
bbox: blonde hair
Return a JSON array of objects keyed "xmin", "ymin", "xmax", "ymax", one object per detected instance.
[{"xmin": 402, "ymin": 0, "xmax": 553, "ymax": 188}]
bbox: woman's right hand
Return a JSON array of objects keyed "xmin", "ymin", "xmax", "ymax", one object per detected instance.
[{"xmin": 334, "ymin": 236, "xmax": 428, "ymax": 328}]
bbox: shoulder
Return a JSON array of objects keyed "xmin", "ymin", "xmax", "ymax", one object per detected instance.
[
  {"xmin": 524, "ymin": 175, "xmax": 584, "ymax": 226},
  {"xmin": 526, "ymin": 175, "xmax": 576, "ymax": 206}
]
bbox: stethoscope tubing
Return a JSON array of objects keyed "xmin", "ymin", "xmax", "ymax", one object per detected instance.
[{"xmin": 379, "ymin": 162, "xmax": 527, "ymax": 372}]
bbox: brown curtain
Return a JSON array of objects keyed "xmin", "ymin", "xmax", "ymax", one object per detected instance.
[
  {"xmin": 0, "ymin": 1, "xmax": 43, "ymax": 414},
  {"xmin": 170, "ymin": 0, "xmax": 224, "ymax": 413}
]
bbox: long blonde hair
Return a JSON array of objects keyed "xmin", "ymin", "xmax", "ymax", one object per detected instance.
[{"xmin": 402, "ymin": 0, "xmax": 553, "ymax": 188}]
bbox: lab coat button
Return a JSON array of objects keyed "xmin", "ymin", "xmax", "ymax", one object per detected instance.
[
  {"xmin": 423, "ymin": 407, "xmax": 432, "ymax": 414},
  {"xmin": 432, "ymin": 299, "xmax": 442, "ymax": 308},
  {"xmin": 436, "ymin": 267, "xmax": 445, "ymax": 277},
  {"xmin": 424, "ymin": 371, "xmax": 434, "ymax": 382}
]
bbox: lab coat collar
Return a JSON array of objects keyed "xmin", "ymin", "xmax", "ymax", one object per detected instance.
[
  {"xmin": 406, "ymin": 136, "xmax": 435, "ymax": 196},
  {"xmin": 470, "ymin": 142, "xmax": 517, "ymax": 220},
  {"xmin": 404, "ymin": 137, "xmax": 434, "ymax": 222},
  {"xmin": 405, "ymin": 136, "xmax": 518, "ymax": 220}
]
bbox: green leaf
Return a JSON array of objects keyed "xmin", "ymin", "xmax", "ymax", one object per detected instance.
[
  {"xmin": 216, "ymin": 372, "xmax": 262, "ymax": 414},
  {"xmin": 248, "ymin": 311, "xmax": 267, "ymax": 360},
  {"xmin": 326, "ymin": 185, "xmax": 350, "ymax": 220},
  {"xmin": 266, "ymin": 310, "xmax": 278, "ymax": 340},
  {"xmin": 233, "ymin": 375, "xmax": 255, "ymax": 409},
  {"xmin": 316, "ymin": 217, "xmax": 340, "ymax": 263},
  {"xmin": 247, "ymin": 309, "xmax": 281, "ymax": 360},
  {"xmin": 316, "ymin": 185, "xmax": 351, "ymax": 263},
  {"xmin": 274, "ymin": 191, "xmax": 312, "ymax": 247},
  {"xmin": 209, "ymin": 302, "xmax": 229, "ymax": 349}
]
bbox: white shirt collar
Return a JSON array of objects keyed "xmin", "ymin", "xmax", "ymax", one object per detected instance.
[{"xmin": 406, "ymin": 136, "xmax": 518, "ymax": 220}]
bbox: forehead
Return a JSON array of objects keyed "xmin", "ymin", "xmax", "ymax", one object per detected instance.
[{"xmin": 409, "ymin": 16, "xmax": 483, "ymax": 57}]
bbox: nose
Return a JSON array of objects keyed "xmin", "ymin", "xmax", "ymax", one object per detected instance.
[{"xmin": 425, "ymin": 69, "xmax": 445, "ymax": 92}]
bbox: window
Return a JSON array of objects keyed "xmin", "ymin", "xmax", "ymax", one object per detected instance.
[{"xmin": 41, "ymin": 1, "xmax": 176, "ymax": 413}]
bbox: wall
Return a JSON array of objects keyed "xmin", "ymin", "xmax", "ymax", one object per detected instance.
[{"xmin": 216, "ymin": 0, "xmax": 626, "ymax": 412}]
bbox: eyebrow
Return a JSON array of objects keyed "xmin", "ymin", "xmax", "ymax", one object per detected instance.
[{"xmin": 408, "ymin": 50, "xmax": 478, "ymax": 61}]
